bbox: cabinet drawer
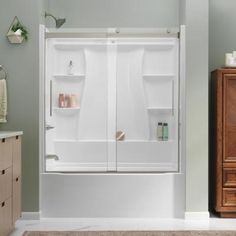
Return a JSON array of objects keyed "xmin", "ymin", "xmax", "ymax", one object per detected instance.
[
  {"xmin": 223, "ymin": 189, "xmax": 236, "ymax": 206},
  {"xmin": 13, "ymin": 175, "xmax": 21, "ymax": 223},
  {"xmin": 0, "ymin": 198, "xmax": 13, "ymax": 236},
  {"xmin": 223, "ymin": 168, "xmax": 236, "ymax": 187},
  {"xmin": 0, "ymin": 138, "xmax": 13, "ymax": 170},
  {"xmin": 13, "ymin": 136, "xmax": 21, "ymax": 179},
  {"xmin": 0, "ymin": 167, "xmax": 12, "ymax": 203}
]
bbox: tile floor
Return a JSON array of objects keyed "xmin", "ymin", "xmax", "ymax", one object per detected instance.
[{"xmin": 10, "ymin": 217, "xmax": 236, "ymax": 236}]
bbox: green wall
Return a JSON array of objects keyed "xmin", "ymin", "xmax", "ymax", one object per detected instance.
[
  {"xmin": 0, "ymin": 0, "xmax": 211, "ymax": 213},
  {"xmin": 47, "ymin": 0, "xmax": 179, "ymax": 28},
  {"xmin": 209, "ymin": 0, "xmax": 236, "ymax": 72},
  {"xmin": 185, "ymin": 0, "xmax": 209, "ymax": 213},
  {"xmin": 0, "ymin": 0, "xmax": 44, "ymax": 212}
]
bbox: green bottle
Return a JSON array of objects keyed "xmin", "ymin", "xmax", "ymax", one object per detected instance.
[{"xmin": 163, "ymin": 123, "xmax": 168, "ymax": 141}]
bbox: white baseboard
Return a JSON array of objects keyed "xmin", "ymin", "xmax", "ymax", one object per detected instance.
[
  {"xmin": 21, "ymin": 212, "xmax": 41, "ymax": 220},
  {"xmin": 185, "ymin": 211, "xmax": 210, "ymax": 220}
]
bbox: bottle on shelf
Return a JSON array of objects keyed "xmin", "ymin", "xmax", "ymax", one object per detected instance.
[
  {"xmin": 58, "ymin": 94, "xmax": 65, "ymax": 108},
  {"xmin": 64, "ymin": 94, "xmax": 71, "ymax": 108},
  {"xmin": 157, "ymin": 122, "xmax": 163, "ymax": 141},
  {"xmin": 70, "ymin": 94, "xmax": 79, "ymax": 108},
  {"xmin": 163, "ymin": 123, "xmax": 169, "ymax": 141},
  {"xmin": 67, "ymin": 60, "xmax": 74, "ymax": 75}
]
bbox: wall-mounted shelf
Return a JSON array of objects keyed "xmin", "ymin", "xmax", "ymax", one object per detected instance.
[
  {"xmin": 53, "ymin": 107, "xmax": 80, "ymax": 115},
  {"xmin": 147, "ymin": 107, "xmax": 172, "ymax": 112},
  {"xmin": 53, "ymin": 74, "xmax": 85, "ymax": 80},
  {"xmin": 143, "ymin": 74, "xmax": 174, "ymax": 80},
  {"xmin": 53, "ymin": 107, "xmax": 80, "ymax": 112}
]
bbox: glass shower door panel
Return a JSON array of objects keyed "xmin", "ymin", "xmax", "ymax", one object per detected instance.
[
  {"xmin": 116, "ymin": 38, "xmax": 179, "ymax": 172},
  {"xmin": 45, "ymin": 38, "xmax": 108, "ymax": 172}
]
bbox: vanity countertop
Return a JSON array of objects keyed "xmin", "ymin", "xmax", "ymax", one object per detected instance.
[{"xmin": 0, "ymin": 131, "xmax": 23, "ymax": 139}]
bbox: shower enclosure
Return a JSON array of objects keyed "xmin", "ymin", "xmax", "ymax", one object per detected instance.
[
  {"xmin": 44, "ymin": 29, "xmax": 180, "ymax": 173},
  {"xmin": 41, "ymin": 27, "xmax": 185, "ymax": 218}
]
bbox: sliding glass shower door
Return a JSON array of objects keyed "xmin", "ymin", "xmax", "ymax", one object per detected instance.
[
  {"xmin": 116, "ymin": 38, "xmax": 179, "ymax": 172},
  {"xmin": 45, "ymin": 38, "xmax": 109, "ymax": 172},
  {"xmin": 45, "ymin": 35, "xmax": 179, "ymax": 173}
]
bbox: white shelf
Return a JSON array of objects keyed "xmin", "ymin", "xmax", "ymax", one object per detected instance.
[
  {"xmin": 143, "ymin": 74, "xmax": 174, "ymax": 80},
  {"xmin": 54, "ymin": 139, "xmax": 107, "ymax": 143},
  {"xmin": 53, "ymin": 107, "xmax": 80, "ymax": 111},
  {"xmin": 117, "ymin": 140, "xmax": 174, "ymax": 143},
  {"xmin": 53, "ymin": 74, "xmax": 85, "ymax": 80},
  {"xmin": 147, "ymin": 107, "xmax": 172, "ymax": 111},
  {"xmin": 53, "ymin": 139, "xmax": 174, "ymax": 143}
]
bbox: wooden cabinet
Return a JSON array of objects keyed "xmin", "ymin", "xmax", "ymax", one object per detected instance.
[
  {"xmin": 211, "ymin": 69, "xmax": 236, "ymax": 217},
  {"xmin": 0, "ymin": 134, "xmax": 22, "ymax": 236}
]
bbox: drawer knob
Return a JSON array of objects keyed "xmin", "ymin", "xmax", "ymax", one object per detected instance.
[
  {"xmin": 1, "ymin": 202, "xmax": 5, "ymax": 207},
  {"xmin": 2, "ymin": 138, "xmax": 5, "ymax": 143},
  {"xmin": 16, "ymin": 177, "xmax": 19, "ymax": 182},
  {"xmin": 1, "ymin": 170, "xmax": 5, "ymax": 175},
  {"xmin": 16, "ymin": 136, "xmax": 19, "ymax": 140}
]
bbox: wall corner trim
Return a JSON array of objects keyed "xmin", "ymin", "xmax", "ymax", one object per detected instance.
[
  {"xmin": 185, "ymin": 211, "xmax": 210, "ymax": 220},
  {"xmin": 21, "ymin": 212, "xmax": 41, "ymax": 220}
]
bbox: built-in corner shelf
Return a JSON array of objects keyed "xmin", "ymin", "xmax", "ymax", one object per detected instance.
[
  {"xmin": 143, "ymin": 74, "xmax": 174, "ymax": 80},
  {"xmin": 147, "ymin": 107, "xmax": 173, "ymax": 114},
  {"xmin": 53, "ymin": 74, "xmax": 85, "ymax": 80},
  {"xmin": 53, "ymin": 107, "xmax": 80, "ymax": 112}
]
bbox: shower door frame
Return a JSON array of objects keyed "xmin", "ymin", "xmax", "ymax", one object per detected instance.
[{"xmin": 39, "ymin": 26, "xmax": 186, "ymax": 174}]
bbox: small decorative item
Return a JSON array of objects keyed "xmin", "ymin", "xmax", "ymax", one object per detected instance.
[
  {"xmin": 67, "ymin": 60, "xmax": 74, "ymax": 75},
  {"xmin": 6, "ymin": 17, "xmax": 28, "ymax": 44},
  {"xmin": 70, "ymin": 94, "xmax": 79, "ymax": 107},
  {"xmin": 225, "ymin": 51, "xmax": 236, "ymax": 67}
]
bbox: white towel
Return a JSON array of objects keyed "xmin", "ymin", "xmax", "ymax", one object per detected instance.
[{"xmin": 0, "ymin": 79, "xmax": 7, "ymax": 123}]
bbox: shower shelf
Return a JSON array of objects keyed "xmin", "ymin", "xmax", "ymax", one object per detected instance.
[
  {"xmin": 143, "ymin": 74, "xmax": 174, "ymax": 80},
  {"xmin": 53, "ymin": 107, "xmax": 80, "ymax": 111},
  {"xmin": 147, "ymin": 107, "xmax": 172, "ymax": 113},
  {"xmin": 53, "ymin": 139, "xmax": 173, "ymax": 143},
  {"xmin": 54, "ymin": 139, "xmax": 107, "ymax": 142},
  {"xmin": 53, "ymin": 74, "xmax": 85, "ymax": 79}
]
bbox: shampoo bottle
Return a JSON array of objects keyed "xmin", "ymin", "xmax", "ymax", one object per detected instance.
[
  {"xmin": 163, "ymin": 123, "xmax": 169, "ymax": 141},
  {"xmin": 157, "ymin": 122, "xmax": 163, "ymax": 141}
]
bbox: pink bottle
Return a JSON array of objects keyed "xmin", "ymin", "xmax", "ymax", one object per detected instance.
[
  {"xmin": 70, "ymin": 94, "xmax": 78, "ymax": 108},
  {"xmin": 65, "ymin": 94, "xmax": 71, "ymax": 108},
  {"xmin": 58, "ymin": 94, "xmax": 65, "ymax": 108}
]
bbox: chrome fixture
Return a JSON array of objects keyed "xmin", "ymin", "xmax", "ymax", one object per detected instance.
[
  {"xmin": 46, "ymin": 154, "xmax": 59, "ymax": 161},
  {"xmin": 46, "ymin": 124, "xmax": 55, "ymax": 131},
  {"xmin": 45, "ymin": 12, "xmax": 66, "ymax": 28}
]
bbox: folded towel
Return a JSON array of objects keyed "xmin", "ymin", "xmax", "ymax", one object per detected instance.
[{"xmin": 0, "ymin": 79, "xmax": 7, "ymax": 123}]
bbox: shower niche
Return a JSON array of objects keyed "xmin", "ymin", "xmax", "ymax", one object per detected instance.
[{"xmin": 45, "ymin": 37, "xmax": 179, "ymax": 172}]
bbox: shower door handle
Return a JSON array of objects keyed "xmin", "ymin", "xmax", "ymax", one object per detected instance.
[
  {"xmin": 50, "ymin": 80, "xmax": 52, "ymax": 116},
  {"xmin": 172, "ymin": 80, "xmax": 174, "ymax": 116},
  {"xmin": 116, "ymin": 131, "xmax": 125, "ymax": 141}
]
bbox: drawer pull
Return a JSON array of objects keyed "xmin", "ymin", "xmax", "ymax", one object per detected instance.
[
  {"xmin": 16, "ymin": 136, "xmax": 19, "ymax": 140},
  {"xmin": 1, "ymin": 202, "xmax": 5, "ymax": 207},
  {"xmin": 2, "ymin": 138, "xmax": 5, "ymax": 143},
  {"xmin": 1, "ymin": 170, "xmax": 5, "ymax": 175},
  {"xmin": 16, "ymin": 177, "xmax": 19, "ymax": 182}
]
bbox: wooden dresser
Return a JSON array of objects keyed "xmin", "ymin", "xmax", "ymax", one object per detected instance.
[
  {"xmin": 212, "ymin": 68, "xmax": 236, "ymax": 217},
  {"xmin": 0, "ymin": 132, "xmax": 23, "ymax": 236}
]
